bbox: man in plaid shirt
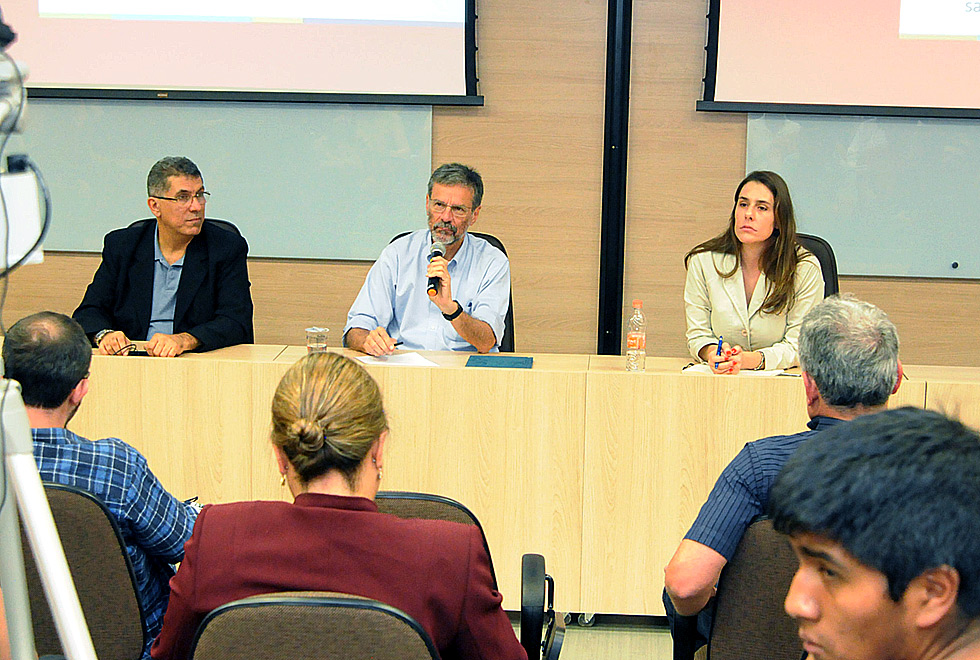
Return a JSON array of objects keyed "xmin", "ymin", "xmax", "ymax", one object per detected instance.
[{"xmin": 2, "ymin": 311, "xmax": 198, "ymax": 659}]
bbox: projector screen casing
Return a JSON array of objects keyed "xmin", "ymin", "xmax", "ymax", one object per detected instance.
[
  {"xmin": 698, "ymin": 0, "xmax": 980, "ymax": 119},
  {"xmin": 5, "ymin": 0, "xmax": 482, "ymax": 105}
]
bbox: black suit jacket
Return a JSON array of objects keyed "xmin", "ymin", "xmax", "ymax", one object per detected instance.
[{"xmin": 73, "ymin": 220, "xmax": 254, "ymax": 351}]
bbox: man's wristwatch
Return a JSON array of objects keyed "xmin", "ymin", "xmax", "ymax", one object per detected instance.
[
  {"xmin": 93, "ymin": 329, "xmax": 114, "ymax": 347},
  {"xmin": 442, "ymin": 301, "xmax": 463, "ymax": 321}
]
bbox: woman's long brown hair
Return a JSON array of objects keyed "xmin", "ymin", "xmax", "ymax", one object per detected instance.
[{"xmin": 684, "ymin": 170, "xmax": 808, "ymax": 316}]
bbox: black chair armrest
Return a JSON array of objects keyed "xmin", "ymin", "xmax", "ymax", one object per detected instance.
[{"xmin": 521, "ymin": 554, "xmax": 546, "ymax": 658}]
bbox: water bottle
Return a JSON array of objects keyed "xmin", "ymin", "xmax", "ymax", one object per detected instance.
[{"xmin": 626, "ymin": 299, "xmax": 646, "ymax": 372}]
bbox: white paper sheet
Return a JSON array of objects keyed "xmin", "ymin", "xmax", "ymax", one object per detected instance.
[
  {"xmin": 682, "ymin": 363, "xmax": 785, "ymax": 377},
  {"xmin": 356, "ymin": 353, "xmax": 439, "ymax": 367}
]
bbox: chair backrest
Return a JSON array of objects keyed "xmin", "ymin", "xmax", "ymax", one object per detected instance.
[
  {"xmin": 128, "ymin": 217, "xmax": 242, "ymax": 236},
  {"xmin": 389, "ymin": 230, "xmax": 515, "ymax": 352},
  {"xmin": 706, "ymin": 518, "xmax": 801, "ymax": 660},
  {"xmin": 796, "ymin": 233, "xmax": 839, "ymax": 297},
  {"xmin": 376, "ymin": 491, "xmax": 559, "ymax": 660},
  {"xmin": 189, "ymin": 592, "xmax": 440, "ymax": 660},
  {"xmin": 375, "ymin": 490, "xmax": 497, "ymax": 589},
  {"xmin": 21, "ymin": 483, "xmax": 145, "ymax": 660}
]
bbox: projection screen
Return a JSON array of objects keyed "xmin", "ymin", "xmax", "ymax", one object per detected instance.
[
  {"xmin": 698, "ymin": 0, "xmax": 980, "ymax": 118},
  {"xmin": 2, "ymin": 0, "xmax": 481, "ymax": 104}
]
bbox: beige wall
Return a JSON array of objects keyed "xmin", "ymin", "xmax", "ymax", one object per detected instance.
[{"xmin": 6, "ymin": 0, "xmax": 980, "ymax": 365}]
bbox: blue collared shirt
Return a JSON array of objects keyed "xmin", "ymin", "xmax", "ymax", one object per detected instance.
[
  {"xmin": 344, "ymin": 229, "xmax": 510, "ymax": 352},
  {"xmin": 147, "ymin": 226, "xmax": 183, "ymax": 340},
  {"xmin": 32, "ymin": 427, "xmax": 198, "ymax": 659}
]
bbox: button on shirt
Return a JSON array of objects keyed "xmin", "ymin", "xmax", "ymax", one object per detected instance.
[
  {"xmin": 147, "ymin": 226, "xmax": 183, "ymax": 340},
  {"xmin": 344, "ymin": 230, "xmax": 510, "ymax": 352}
]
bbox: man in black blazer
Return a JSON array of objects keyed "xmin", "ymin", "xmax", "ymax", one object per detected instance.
[{"xmin": 73, "ymin": 157, "xmax": 253, "ymax": 356}]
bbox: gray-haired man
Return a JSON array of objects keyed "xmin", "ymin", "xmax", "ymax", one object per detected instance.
[
  {"xmin": 73, "ymin": 156, "xmax": 253, "ymax": 357},
  {"xmin": 344, "ymin": 163, "xmax": 510, "ymax": 355},
  {"xmin": 663, "ymin": 294, "xmax": 904, "ymax": 647}
]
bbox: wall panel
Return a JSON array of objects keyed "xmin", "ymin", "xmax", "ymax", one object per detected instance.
[
  {"xmin": 5, "ymin": 0, "xmax": 980, "ymax": 365},
  {"xmin": 5, "ymin": 0, "xmax": 608, "ymax": 354},
  {"xmin": 624, "ymin": 0, "xmax": 747, "ymax": 360}
]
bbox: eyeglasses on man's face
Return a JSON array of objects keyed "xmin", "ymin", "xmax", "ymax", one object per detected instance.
[
  {"xmin": 429, "ymin": 198, "xmax": 472, "ymax": 219},
  {"xmin": 152, "ymin": 191, "xmax": 211, "ymax": 207}
]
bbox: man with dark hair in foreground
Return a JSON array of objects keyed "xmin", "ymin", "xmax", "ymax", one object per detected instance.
[
  {"xmin": 2, "ymin": 311, "xmax": 197, "ymax": 659},
  {"xmin": 770, "ymin": 406, "xmax": 980, "ymax": 660}
]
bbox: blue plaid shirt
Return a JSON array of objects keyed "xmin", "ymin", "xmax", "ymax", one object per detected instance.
[{"xmin": 32, "ymin": 427, "xmax": 198, "ymax": 659}]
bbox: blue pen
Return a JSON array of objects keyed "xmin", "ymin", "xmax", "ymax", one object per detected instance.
[{"xmin": 716, "ymin": 335, "xmax": 724, "ymax": 357}]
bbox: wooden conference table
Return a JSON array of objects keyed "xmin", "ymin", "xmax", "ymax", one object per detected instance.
[{"xmin": 68, "ymin": 345, "xmax": 972, "ymax": 615}]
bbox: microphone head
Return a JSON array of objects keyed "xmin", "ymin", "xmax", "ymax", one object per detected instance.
[{"xmin": 429, "ymin": 241, "xmax": 446, "ymax": 260}]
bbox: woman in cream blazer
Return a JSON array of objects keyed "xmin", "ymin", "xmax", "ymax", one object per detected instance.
[{"xmin": 684, "ymin": 171, "xmax": 824, "ymax": 373}]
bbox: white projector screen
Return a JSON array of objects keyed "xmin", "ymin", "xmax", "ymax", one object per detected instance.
[
  {"xmin": 2, "ymin": 0, "xmax": 480, "ymax": 104},
  {"xmin": 698, "ymin": 0, "xmax": 980, "ymax": 118}
]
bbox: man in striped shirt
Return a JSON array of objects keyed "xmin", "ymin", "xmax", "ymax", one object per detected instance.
[
  {"xmin": 2, "ymin": 311, "xmax": 197, "ymax": 659},
  {"xmin": 663, "ymin": 295, "xmax": 904, "ymax": 649}
]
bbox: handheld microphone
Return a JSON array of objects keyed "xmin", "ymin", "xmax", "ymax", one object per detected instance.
[{"xmin": 427, "ymin": 241, "xmax": 446, "ymax": 297}]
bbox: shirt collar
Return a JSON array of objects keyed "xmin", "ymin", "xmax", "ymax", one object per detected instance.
[
  {"xmin": 453, "ymin": 231, "xmax": 473, "ymax": 265},
  {"xmin": 30, "ymin": 426, "xmax": 76, "ymax": 445},
  {"xmin": 154, "ymin": 224, "xmax": 185, "ymax": 267},
  {"xmin": 292, "ymin": 492, "xmax": 379, "ymax": 513},
  {"xmin": 807, "ymin": 415, "xmax": 846, "ymax": 431}
]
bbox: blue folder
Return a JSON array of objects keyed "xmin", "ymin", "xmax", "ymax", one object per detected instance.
[{"xmin": 465, "ymin": 355, "xmax": 533, "ymax": 369}]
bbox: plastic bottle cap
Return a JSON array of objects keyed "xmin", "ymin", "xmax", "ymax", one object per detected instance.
[{"xmin": 632, "ymin": 299, "xmax": 642, "ymax": 308}]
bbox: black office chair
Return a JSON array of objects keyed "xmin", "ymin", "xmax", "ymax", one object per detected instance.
[
  {"xmin": 22, "ymin": 483, "xmax": 146, "ymax": 660},
  {"xmin": 190, "ymin": 592, "xmax": 440, "ymax": 660},
  {"xmin": 376, "ymin": 491, "xmax": 563, "ymax": 660},
  {"xmin": 670, "ymin": 609, "xmax": 706, "ymax": 660},
  {"xmin": 521, "ymin": 554, "xmax": 565, "ymax": 660},
  {"xmin": 389, "ymin": 231, "xmax": 516, "ymax": 352},
  {"xmin": 128, "ymin": 217, "xmax": 242, "ymax": 236},
  {"xmin": 796, "ymin": 233, "xmax": 839, "ymax": 297},
  {"xmin": 670, "ymin": 517, "xmax": 800, "ymax": 660}
]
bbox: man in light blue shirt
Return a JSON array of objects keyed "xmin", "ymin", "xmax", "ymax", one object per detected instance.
[{"xmin": 344, "ymin": 163, "xmax": 510, "ymax": 354}]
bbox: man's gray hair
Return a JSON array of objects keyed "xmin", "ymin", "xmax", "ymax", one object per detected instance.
[
  {"xmin": 147, "ymin": 156, "xmax": 202, "ymax": 197},
  {"xmin": 427, "ymin": 163, "xmax": 483, "ymax": 208},
  {"xmin": 799, "ymin": 294, "xmax": 900, "ymax": 409}
]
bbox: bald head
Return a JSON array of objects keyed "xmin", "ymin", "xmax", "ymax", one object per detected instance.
[{"xmin": 3, "ymin": 312, "xmax": 91, "ymax": 408}]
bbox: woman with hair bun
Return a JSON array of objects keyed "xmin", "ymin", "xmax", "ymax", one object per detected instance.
[{"xmin": 151, "ymin": 352, "xmax": 526, "ymax": 660}]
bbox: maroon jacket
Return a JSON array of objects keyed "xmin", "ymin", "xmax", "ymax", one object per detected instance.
[{"xmin": 150, "ymin": 493, "xmax": 526, "ymax": 660}]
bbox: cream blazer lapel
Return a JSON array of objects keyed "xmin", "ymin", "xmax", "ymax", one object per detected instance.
[
  {"xmin": 746, "ymin": 270, "xmax": 769, "ymax": 320},
  {"xmin": 715, "ymin": 253, "xmax": 752, "ymax": 329}
]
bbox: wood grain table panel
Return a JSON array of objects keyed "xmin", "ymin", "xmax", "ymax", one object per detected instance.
[
  {"xmin": 582, "ymin": 369, "xmax": 810, "ymax": 614},
  {"xmin": 581, "ymin": 363, "xmax": 926, "ymax": 615},
  {"xmin": 343, "ymin": 352, "xmax": 589, "ymax": 612},
  {"xmin": 64, "ymin": 347, "xmax": 937, "ymax": 616},
  {"xmin": 913, "ymin": 365, "xmax": 980, "ymax": 430}
]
